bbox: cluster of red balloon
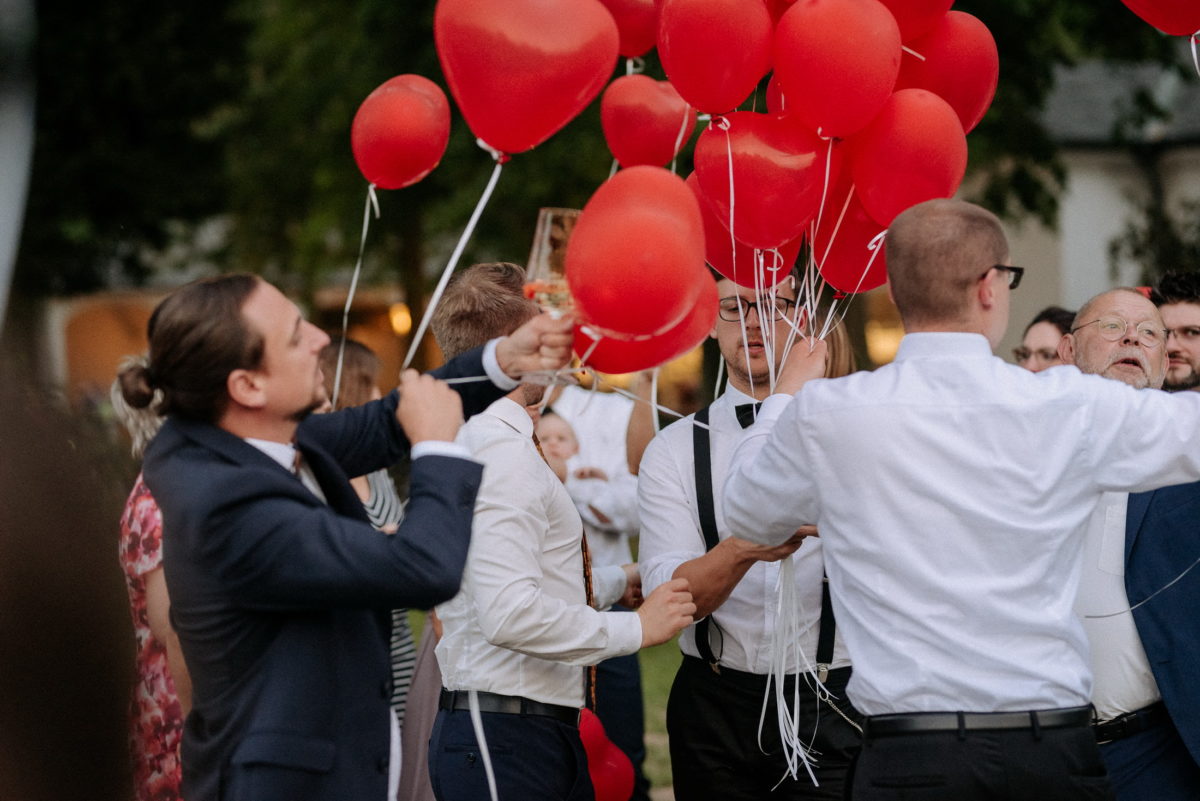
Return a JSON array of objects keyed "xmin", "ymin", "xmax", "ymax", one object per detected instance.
[{"xmin": 654, "ymin": 0, "xmax": 998, "ymax": 295}]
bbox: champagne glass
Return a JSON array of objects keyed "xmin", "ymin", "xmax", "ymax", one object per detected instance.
[{"xmin": 523, "ymin": 207, "xmax": 582, "ymax": 385}]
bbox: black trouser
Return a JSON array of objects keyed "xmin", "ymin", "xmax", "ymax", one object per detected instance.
[
  {"xmin": 852, "ymin": 715, "xmax": 1115, "ymax": 801},
  {"xmin": 667, "ymin": 655, "xmax": 863, "ymax": 801}
]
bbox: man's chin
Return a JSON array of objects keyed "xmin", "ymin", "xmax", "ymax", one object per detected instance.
[{"xmin": 1164, "ymin": 369, "xmax": 1200, "ymax": 392}]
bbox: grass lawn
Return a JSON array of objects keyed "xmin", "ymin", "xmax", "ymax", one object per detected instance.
[{"xmin": 639, "ymin": 636, "xmax": 681, "ymax": 794}]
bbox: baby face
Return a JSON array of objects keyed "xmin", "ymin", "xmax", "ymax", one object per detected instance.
[{"xmin": 535, "ymin": 413, "xmax": 578, "ymax": 462}]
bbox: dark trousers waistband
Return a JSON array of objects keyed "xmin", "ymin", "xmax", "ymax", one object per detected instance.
[
  {"xmin": 1093, "ymin": 701, "xmax": 1168, "ymax": 744},
  {"xmin": 680, "ymin": 653, "xmax": 851, "ymax": 690},
  {"xmin": 439, "ymin": 689, "xmax": 580, "ymax": 726},
  {"xmin": 864, "ymin": 705, "xmax": 1093, "ymax": 739}
]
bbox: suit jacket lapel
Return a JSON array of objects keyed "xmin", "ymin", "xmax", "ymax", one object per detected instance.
[
  {"xmin": 1125, "ymin": 490, "xmax": 1154, "ymax": 563},
  {"xmin": 296, "ymin": 437, "xmax": 370, "ymax": 522}
]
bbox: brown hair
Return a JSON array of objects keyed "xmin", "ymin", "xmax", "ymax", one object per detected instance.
[
  {"xmin": 822, "ymin": 316, "xmax": 857, "ymax": 379},
  {"xmin": 120, "ymin": 273, "xmax": 265, "ymax": 423},
  {"xmin": 886, "ymin": 199, "xmax": 1009, "ymax": 329},
  {"xmin": 319, "ymin": 338, "xmax": 380, "ymax": 410},
  {"xmin": 431, "ymin": 262, "xmax": 539, "ymax": 359}
]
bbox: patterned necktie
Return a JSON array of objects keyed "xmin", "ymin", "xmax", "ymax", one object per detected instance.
[
  {"xmin": 735, "ymin": 402, "xmax": 763, "ymax": 429},
  {"xmin": 533, "ymin": 430, "xmax": 598, "ymax": 710}
]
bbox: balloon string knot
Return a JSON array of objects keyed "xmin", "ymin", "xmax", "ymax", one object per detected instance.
[
  {"xmin": 713, "ymin": 114, "xmax": 731, "ymax": 131},
  {"xmin": 475, "ymin": 137, "xmax": 510, "ymax": 164}
]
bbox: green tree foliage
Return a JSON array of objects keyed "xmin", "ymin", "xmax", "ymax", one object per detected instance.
[{"xmin": 14, "ymin": 0, "xmax": 248, "ymax": 294}]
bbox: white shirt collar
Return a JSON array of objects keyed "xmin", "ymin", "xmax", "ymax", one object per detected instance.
[
  {"xmin": 485, "ymin": 396, "xmax": 534, "ymax": 437},
  {"xmin": 893, "ymin": 331, "xmax": 995, "ymax": 361},
  {"xmin": 244, "ymin": 437, "xmax": 296, "ymax": 472}
]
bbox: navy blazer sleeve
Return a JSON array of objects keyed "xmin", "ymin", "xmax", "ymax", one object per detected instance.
[{"xmin": 300, "ymin": 344, "xmax": 506, "ymax": 479}]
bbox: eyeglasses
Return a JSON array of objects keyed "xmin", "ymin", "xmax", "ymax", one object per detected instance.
[
  {"xmin": 717, "ymin": 296, "xmax": 797, "ymax": 322},
  {"xmin": 1070, "ymin": 316, "xmax": 1168, "ymax": 348},
  {"xmin": 1166, "ymin": 325, "xmax": 1200, "ymax": 343},
  {"xmin": 1013, "ymin": 347, "xmax": 1059, "ymax": 364},
  {"xmin": 981, "ymin": 264, "xmax": 1024, "ymax": 289}
]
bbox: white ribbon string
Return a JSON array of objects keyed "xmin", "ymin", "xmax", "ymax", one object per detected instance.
[
  {"xmin": 1085, "ymin": 552, "xmax": 1200, "ymax": 619},
  {"xmin": 467, "ymin": 690, "xmax": 500, "ymax": 801},
  {"xmin": 1191, "ymin": 33, "xmax": 1199, "ymax": 79},
  {"xmin": 651, "ymin": 367, "xmax": 661, "ymax": 433},
  {"xmin": 401, "ymin": 143, "xmax": 506, "ymax": 370},
  {"xmin": 332, "ymin": 184, "xmax": 381, "ymax": 407},
  {"xmin": 901, "ymin": 45, "xmax": 927, "ymax": 61},
  {"xmin": 670, "ymin": 104, "xmax": 695, "ymax": 176}
]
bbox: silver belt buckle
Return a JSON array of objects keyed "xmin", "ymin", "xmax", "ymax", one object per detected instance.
[{"xmin": 816, "ymin": 664, "xmax": 829, "ymax": 683}]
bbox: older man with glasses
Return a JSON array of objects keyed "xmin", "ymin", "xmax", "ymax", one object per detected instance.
[
  {"xmin": 722, "ymin": 198, "xmax": 1200, "ymax": 801},
  {"xmin": 1063, "ymin": 286, "xmax": 1200, "ymax": 801}
]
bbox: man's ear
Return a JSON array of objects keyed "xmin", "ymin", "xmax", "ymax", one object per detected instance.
[
  {"xmin": 1058, "ymin": 333, "xmax": 1076, "ymax": 366},
  {"xmin": 227, "ymin": 368, "xmax": 267, "ymax": 410},
  {"xmin": 977, "ymin": 274, "xmax": 997, "ymax": 310}
]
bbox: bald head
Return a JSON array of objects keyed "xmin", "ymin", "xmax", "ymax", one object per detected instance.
[
  {"xmin": 886, "ymin": 199, "xmax": 1010, "ymax": 332},
  {"xmin": 1060, "ymin": 288, "xmax": 1167, "ymax": 389}
]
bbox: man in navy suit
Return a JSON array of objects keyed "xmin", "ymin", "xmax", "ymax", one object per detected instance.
[
  {"xmin": 125, "ymin": 273, "xmax": 573, "ymax": 801},
  {"xmin": 1060, "ymin": 286, "xmax": 1200, "ymax": 799}
]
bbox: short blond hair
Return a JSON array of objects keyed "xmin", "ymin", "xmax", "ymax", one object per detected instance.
[
  {"xmin": 886, "ymin": 199, "xmax": 1008, "ymax": 329},
  {"xmin": 431, "ymin": 262, "xmax": 539, "ymax": 359}
]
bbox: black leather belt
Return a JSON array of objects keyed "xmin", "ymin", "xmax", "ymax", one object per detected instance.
[
  {"xmin": 864, "ymin": 705, "xmax": 1092, "ymax": 739},
  {"xmin": 439, "ymin": 689, "xmax": 580, "ymax": 726},
  {"xmin": 1093, "ymin": 702, "xmax": 1169, "ymax": 745}
]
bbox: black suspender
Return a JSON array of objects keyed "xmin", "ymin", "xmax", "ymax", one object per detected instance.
[
  {"xmin": 690, "ymin": 402, "xmax": 836, "ymax": 678},
  {"xmin": 691, "ymin": 406, "xmax": 722, "ymax": 668}
]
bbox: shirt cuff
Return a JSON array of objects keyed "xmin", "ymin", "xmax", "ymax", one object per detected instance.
[
  {"xmin": 592, "ymin": 564, "xmax": 628, "ymax": 611},
  {"xmin": 411, "ymin": 441, "xmax": 473, "ymax": 461},
  {"xmin": 482, "ymin": 339, "xmax": 519, "ymax": 391},
  {"xmin": 606, "ymin": 608, "xmax": 644, "ymax": 656}
]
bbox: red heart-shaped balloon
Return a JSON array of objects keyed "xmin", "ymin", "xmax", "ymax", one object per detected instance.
[
  {"xmin": 657, "ymin": 0, "xmax": 773, "ymax": 114},
  {"xmin": 435, "ymin": 0, "xmax": 619, "ymax": 155},
  {"xmin": 686, "ymin": 172, "xmax": 799, "ymax": 288},
  {"xmin": 599, "ymin": 0, "xmax": 659, "ymax": 57},
  {"xmin": 1120, "ymin": 0, "xmax": 1200, "ymax": 36},
  {"xmin": 567, "ymin": 166, "xmax": 707, "ymax": 337},
  {"xmin": 694, "ymin": 111, "xmax": 840, "ymax": 250},
  {"xmin": 895, "ymin": 11, "xmax": 998, "ymax": 133},
  {"xmin": 578, "ymin": 709, "xmax": 636, "ymax": 801},
  {"xmin": 851, "ymin": 88, "xmax": 967, "ymax": 227},
  {"xmin": 602, "ymin": 75, "xmax": 695, "ymax": 168},
  {"xmin": 350, "ymin": 75, "xmax": 451, "ymax": 190},
  {"xmin": 773, "ymin": 0, "xmax": 902, "ymax": 138}
]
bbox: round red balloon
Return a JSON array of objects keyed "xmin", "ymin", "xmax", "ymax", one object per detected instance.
[
  {"xmin": 811, "ymin": 182, "xmax": 888, "ymax": 293},
  {"xmin": 567, "ymin": 166, "xmax": 708, "ymax": 337},
  {"xmin": 895, "ymin": 11, "xmax": 998, "ymax": 132},
  {"xmin": 693, "ymin": 111, "xmax": 840, "ymax": 250},
  {"xmin": 876, "ymin": 0, "xmax": 955, "ymax": 42},
  {"xmin": 599, "ymin": 0, "xmax": 659, "ymax": 57},
  {"xmin": 773, "ymin": 0, "xmax": 902, "ymax": 138},
  {"xmin": 601, "ymin": 75, "xmax": 695, "ymax": 168},
  {"xmin": 350, "ymin": 75, "xmax": 451, "ymax": 190},
  {"xmin": 687, "ymin": 172, "xmax": 800, "ymax": 288},
  {"xmin": 576, "ymin": 279, "xmax": 718, "ymax": 373},
  {"xmin": 1120, "ymin": 0, "xmax": 1200, "ymax": 36},
  {"xmin": 658, "ymin": 0, "xmax": 773, "ymax": 114},
  {"xmin": 434, "ymin": 0, "xmax": 618, "ymax": 155},
  {"xmin": 851, "ymin": 88, "xmax": 967, "ymax": 227}
]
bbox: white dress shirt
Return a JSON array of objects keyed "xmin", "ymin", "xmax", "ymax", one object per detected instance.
[
  {"xmin": 724, "ymin": 332, "xmax": 1200, "ymax": 716},
  {"xmin": 638, "ymin": 384, "xmax": 850, "ymax": 674},
  {"xmin": 436, "ymin": 397, "xmax": 643, "ymax": 708},
  {"xmin": 552, "ymin": 385, "xmax": 640, "ymax": 606},
  {"xmin": 1075, "ymin": 491, "xmax": 1161, "ymax": 720}
]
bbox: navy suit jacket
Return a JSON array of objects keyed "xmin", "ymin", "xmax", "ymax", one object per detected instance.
[
  {"xmin": 143, "ymin": 346, "xmax": 502, "ymax": 801},
  {"xmin": 1125, "ymin": 483, "xmax": 1200, "ymax": 766}
]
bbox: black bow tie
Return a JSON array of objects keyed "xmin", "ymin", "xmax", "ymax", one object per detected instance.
[{"xmin": 735, "ymin": 403, "xmax": 762, "ymax": 429}]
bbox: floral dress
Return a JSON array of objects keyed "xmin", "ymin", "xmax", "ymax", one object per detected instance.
[{"xmin": 119, "ymin": 474, "xmax": 184, "ymax": 801}]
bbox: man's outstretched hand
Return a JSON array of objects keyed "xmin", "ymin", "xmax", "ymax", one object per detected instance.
[{"xmin": 495, "ymin": 312, "xmax": 575, "ymax": 378}]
